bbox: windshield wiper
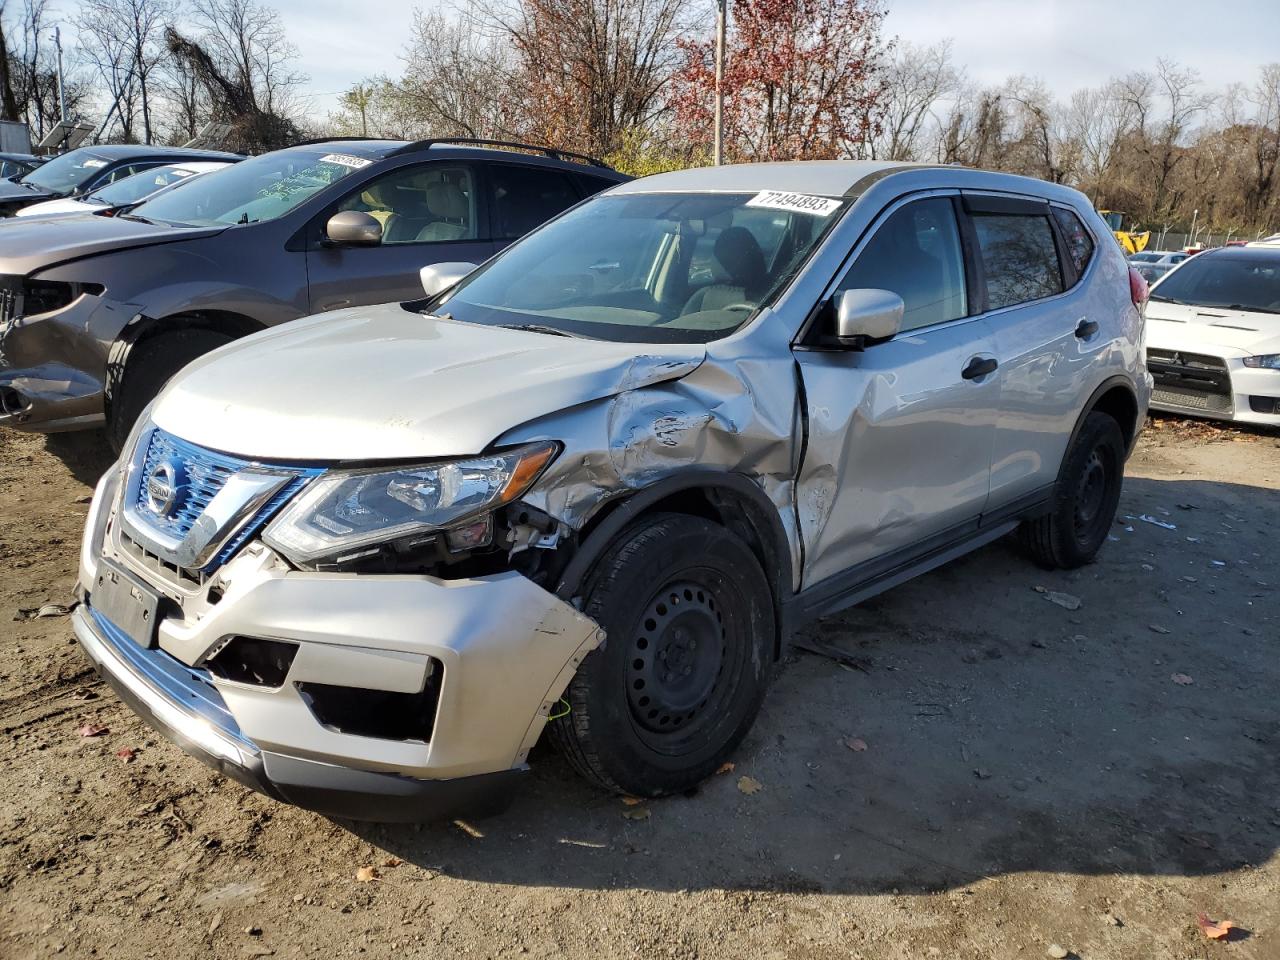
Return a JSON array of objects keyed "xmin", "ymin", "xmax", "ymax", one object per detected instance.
[
  {"xmin": 1148, "ymin": 295, "xmax": 1186, "ymax": 304},
  {"xmin": 497, "ymin": 322, "xmax": 592, "ymax": 340},
  {"xmin": 118, "ymin": 213, "xmax": 157, "ymax": 225},
  {"xmin": 1225, "ymin": 304, "xmax": 1280, "ymax": 315}
]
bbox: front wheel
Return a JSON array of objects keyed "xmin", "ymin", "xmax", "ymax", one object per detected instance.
[
  {"xmin": 106, "ymin": 327, "xmax": 233, "ymax": 453},
  {"xmin": 1019, "ymin": 411, "xmax": 1126, "ymax": 569},
  {"xmin": 549, "ymin": 513, "xmax": 774, "ymax": 796}
]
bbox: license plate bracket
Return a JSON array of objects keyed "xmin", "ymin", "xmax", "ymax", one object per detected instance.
[{"xmin": 91, "ymin": 559, "xmax": 162, "ymax": 649}]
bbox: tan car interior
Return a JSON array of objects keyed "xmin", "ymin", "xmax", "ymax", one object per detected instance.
[{"xmin": 343, "ymin": 166, "xmax": 475, "ymax": 244}]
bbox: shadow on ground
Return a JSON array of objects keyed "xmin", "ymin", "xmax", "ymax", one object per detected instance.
[
  {"xmin": 42, "ymin": 430, "xmax": 116, "ymax": 487},
  {"xmin": 349, "ymin": 475, "xmax": 1280, "ymax": 894}
]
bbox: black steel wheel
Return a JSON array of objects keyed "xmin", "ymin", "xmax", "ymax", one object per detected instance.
[
  {"xmin": 1019, "ymin": 411, "xmax": 1126, "ymax": 569},
  {"xmin": 550, "ymin": 513, "xmax": 774, "ymax": 796}
]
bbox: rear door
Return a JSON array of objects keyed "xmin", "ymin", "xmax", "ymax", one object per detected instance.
[
  {"xmin": 305, "ymin": 161, "xmax": 495, "ymax": 313},
  {"xmin": 794, "ymin": 193, "xmax": 1000, "ymax": 587},
  {"xmin": 485, "ymin": 162, "xmax": 585, "ymax": 253},
  {"xmin": 967, "ymin": 195, "xmax": 1105, "ymax": 508}
]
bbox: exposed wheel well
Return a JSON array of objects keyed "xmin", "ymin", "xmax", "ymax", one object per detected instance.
[{"xmin": 561, "ymin": 479, "xmax": 793, "ymax": 659}]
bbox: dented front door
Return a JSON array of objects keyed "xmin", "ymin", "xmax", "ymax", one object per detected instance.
[{"xmin": 793, "ymin": 317, "xmax": 1000, "ymax": 589}]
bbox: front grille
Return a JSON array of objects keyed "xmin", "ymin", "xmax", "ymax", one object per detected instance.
[
  {"xmin": 1152, "ymin": 386, "xmax": 1234, "ymax": 413},
  {"xmin": 1147, "ymin": 349, "xmax": 1233, "ymax": 414},
  {"xmin": 124, "ymin": 428, "xmax": 322, "ymax": 579}
]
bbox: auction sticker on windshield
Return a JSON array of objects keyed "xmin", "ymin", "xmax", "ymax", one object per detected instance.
[
  {"xmin": 746, "ymin": 191, "xmax": 842, "ymax": 216},
  {"xmin": 320, "ymin": 153, "xmax": 373, "ymax": 169}
]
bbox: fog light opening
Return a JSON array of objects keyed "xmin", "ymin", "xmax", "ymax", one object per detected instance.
[
  {"xmin": 297, "ymin": 662, "xmax": 443, "ymax": 742},
  {"xmin": 206, "ymin": 636, "xmax": 297, "ymax": 687}
]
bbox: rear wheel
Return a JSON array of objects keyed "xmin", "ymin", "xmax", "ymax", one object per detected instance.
[
  {"xmin": 106, "ymin": 327, "xmax": 233, "ymax": 453},
  {"xmin": 549, "ymin": 513, "xmax": 774, "ymax": 796},
  {"xmin": 1019, "ymin": 411, "xmax": 1125, "ymax": 569}
]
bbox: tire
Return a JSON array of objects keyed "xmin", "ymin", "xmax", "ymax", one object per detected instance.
[
  {"xmin": 1019, "ymin": 411, "xmax": 1126, "ymax": 569},
  {"xmin": 549, "ymin": 513, "xmax": 774, "ymax": 796},
  {"xmin": 106, "ymin": 327, "xmax": 233, "ymax": 453}
]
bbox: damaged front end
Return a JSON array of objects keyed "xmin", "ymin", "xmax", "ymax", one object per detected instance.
[{"xmin": 0, "ymin": 272, "xmax": 122, "ymax": 431}]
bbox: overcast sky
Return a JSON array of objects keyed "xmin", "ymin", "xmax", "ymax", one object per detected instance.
[{"xmin": 132, "ymin": 0, "xmax": 1280, "ymax": 116}]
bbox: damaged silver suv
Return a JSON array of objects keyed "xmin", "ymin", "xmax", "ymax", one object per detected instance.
[{"xmin": 75, "ymin": 161, "xmax": 1152, "ymax": 820}]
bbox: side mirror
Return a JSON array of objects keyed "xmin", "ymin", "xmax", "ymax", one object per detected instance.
[
  {"xmin": 420, "ymin": 261, "xmax": 477, "ymax": 298},
  {"xmin": 325, "ymin": 210, "xmax": 383, "ymax": 246},
  {"xmin": 833, "ymin": 288, "xmax": 904, "ymax": 347}
]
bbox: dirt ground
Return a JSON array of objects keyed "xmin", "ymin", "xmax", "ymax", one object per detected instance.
[{"xmin": 1, "ymin": 416, "xmax": 1278, "ymax": 960}]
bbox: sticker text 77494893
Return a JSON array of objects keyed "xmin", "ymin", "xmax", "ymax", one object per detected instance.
[{"xmin": 746, "ymin": 191, "xmax": 842, "ymax": 217}]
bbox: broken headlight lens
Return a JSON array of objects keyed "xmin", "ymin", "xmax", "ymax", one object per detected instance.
[
  {"xmin": 21, "ymin": 279, "xmax": 104, "ymax": 316},
  {"xmin": 262, "ymin": 442, "xmax": 557, "ymax": 564},
  {"xmin": 1242, "ymin": 354, "xmax": 1280, "ymax": 369}
]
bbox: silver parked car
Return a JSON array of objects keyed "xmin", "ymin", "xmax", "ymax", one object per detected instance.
[{"xmin": 75, "ymin": 161, "xmax": 1151, "ymax": 820}]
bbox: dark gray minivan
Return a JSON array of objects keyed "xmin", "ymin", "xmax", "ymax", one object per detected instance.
[{"xmin": 0, "ymin": 138, "xmax": 627, "ymax": 448}]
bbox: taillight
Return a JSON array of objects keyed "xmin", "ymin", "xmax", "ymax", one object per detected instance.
[{"xmin": 1128, "ymin": 267, "xmax": 1149, "ymax": 307}]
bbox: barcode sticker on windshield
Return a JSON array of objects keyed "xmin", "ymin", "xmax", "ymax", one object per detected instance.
[
  {"xmin": 82, "ymin": 159, "xmax": 108, "ymax": 168},
  {"xmin": 320, "ymin": 153, "xmax": 372, "ymax": 169},
  {"xmin": 746, "ymin": 190, "xmax": 841, "ymax": 216}
]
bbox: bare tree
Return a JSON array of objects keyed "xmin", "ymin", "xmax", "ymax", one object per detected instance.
[
  {"xmin": 483, "ymin": 0, "xmax": 692, "ymax": 155},
  {"xmin": 76, "ymin": 0, "xmax": 174, "ymax": 143},
  {"xmin": 874, "ymin": 40, "xmax": 961, "ymax": 161}
]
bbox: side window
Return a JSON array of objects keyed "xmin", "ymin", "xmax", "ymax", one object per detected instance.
[
  {"xmin": 337, "ymin": 165, "xmax": 477, "ymax": 244},
  {"xmin": 837, "ymin": 197, "xmax": 968, "ymax": 332},
  {"xmin": 973, "ymin": 214, "xmax": 1064, "ymax": 309},
  {"xmin": 101, "ymin": 162, "xmax": 155, "ymax": 186},
  {"xmin": 1051, "ymin": 207, "xmax": 1095, "ymax": 279},
  {"xmin": 488, "ymin": 165, "xmax": 579, "ymax": 240}
]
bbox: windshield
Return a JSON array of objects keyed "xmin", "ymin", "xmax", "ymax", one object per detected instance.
[
  {"xmin": 435, "ymin": 191, "xmax": 846, "ymax": 344},
  {"xmin": 131, "ymin": 149, "xmax": 371, "ymax": 227},
  {"xmin": 1129, "ymin": 252, "xmax": 1162, "ymax": 263},
  {"xmin": 88, "ymin": 164, "xmax": 218, "ymax": 207},
  {"xmin": 18, "ymin": 149, "xmax": 112, "ymax": 195},
  {"xmin": 1149, "ymin": 252, "xmax": 1280, "ymax": 314}
]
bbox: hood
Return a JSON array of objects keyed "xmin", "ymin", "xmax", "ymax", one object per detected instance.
[
  {"xmin": 0, "ymin": 213, "xmax": 225, "ymax": 275},
  {"xmin": 152, "ymin": 303, "xmax": 706, "ymax": 461},
  {"xmin": 1145, "ymin": 300, "xmax": 1280, "ymax": 356},
  {"xmin": 15, "ymin": 197, "xmax": 97, "ymax": 219},
  {"xmin": 0, "ymin": 178, "xmax": 53, "ymax": 206}
]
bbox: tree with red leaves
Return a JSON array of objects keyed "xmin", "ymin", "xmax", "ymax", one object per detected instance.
[{"xmin": 674, "ymin": 0, "xmax": 890, "ymax": 161}]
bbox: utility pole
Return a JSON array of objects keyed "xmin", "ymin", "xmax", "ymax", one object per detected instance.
[
  {"xmin": 54, "ymin": 26, "xmax": 66, "ymax": 122},
  {"xmin": 713, "ymin": 0, "xmax": 726, "ymax": 165}
]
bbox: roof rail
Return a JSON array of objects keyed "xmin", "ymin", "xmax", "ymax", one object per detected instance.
[{"xmin": 389, "ymin": 137, "xmax": 612, "ymax": 169}]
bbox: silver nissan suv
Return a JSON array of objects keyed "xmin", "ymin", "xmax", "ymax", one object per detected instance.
[{"xmin": 75, "ymin": 161, "xmax": 1152, "ymax": 821}]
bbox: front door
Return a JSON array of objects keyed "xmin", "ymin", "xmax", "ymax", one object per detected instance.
[
  {"xmin": 794, "ymin": 195, "xmax": 999, "ymax": 588},
  {"xmin": 306, "ymin": 162, "xmax": 495, "ymax": 313}
]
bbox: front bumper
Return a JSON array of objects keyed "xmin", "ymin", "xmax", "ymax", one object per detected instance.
[
  {"xmin": 72, "ymin": 604, "xmax": 525, "ymax": 821},
  {"xmin": 0, "ymin": 291, "xmax": 122, "ymax": 432},
  {"xmin": 76, "ymin": 468, "xmax": 604, "ymax": 821},
  {"xmin": 1147, "ymin": 344, "xmax": 1280, "ymax": 425}
]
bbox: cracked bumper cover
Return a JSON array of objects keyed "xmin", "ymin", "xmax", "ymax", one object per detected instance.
[
  {"xmin": 0, "ymin": 291, "xmax": 126, "ymax": 431},
  {"xmin": 76, "ymin": 473, "xmax": 605, "ymax": 821}
]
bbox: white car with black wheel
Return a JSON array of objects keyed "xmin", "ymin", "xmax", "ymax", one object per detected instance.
[{"xmin": 1145, "ymin": 245, "xmax": 1280, "ymax": 425}]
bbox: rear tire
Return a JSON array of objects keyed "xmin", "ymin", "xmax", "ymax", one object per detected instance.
[
  {"xmin": 1019, "ymin": 411, "xmax": 1125, "ymax": 569},
  {"xmin": 549, "ymin": 513, "xmax": 774, "ymax": 796},
  {"xmin": 106, "ymin": 327, "xmax": 233, "ymax": 453}
]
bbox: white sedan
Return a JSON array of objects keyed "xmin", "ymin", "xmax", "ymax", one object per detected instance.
[
  {"xmin": 1145, "ymin": 245, "xmax": 1280, "ymax": 425},
  {"xmin": 14, "ymin": 161, "xmax": 235, "ymax": 218}
]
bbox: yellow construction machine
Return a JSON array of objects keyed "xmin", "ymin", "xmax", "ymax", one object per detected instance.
[{"xmin": 1097, "ymin": 210, "xmax": 1150, "ymax": 254}]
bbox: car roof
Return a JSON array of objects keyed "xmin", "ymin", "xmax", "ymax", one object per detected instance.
[
  {"xmin": 1199, "ymin": 245, "xmax": 1280, "ymax": 262},
  {"xmin": 277, "ymin": 138, "xmax": 627, "ymax": 179},
  {"xmin": 607, "ymin": 160, "xmax": 1084, "ymax": 202},
  {"xmin": 71, "ymin": 144, "xmax": 243, "ymax": 162}
]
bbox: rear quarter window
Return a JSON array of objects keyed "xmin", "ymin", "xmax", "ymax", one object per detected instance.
[
  {"xmin": 973, "ymin": 214, "xmax": 1064, "ymax": 310},
  {"xmin": 1052, "ymin": 207, "xmax": 1095, "ymax": 279}
]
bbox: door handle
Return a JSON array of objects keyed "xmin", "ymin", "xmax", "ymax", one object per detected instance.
[
  {"xmin": 1075, "ymin": 318, "xmax": 1099, "ymax": 339},
  {"xmin": 962, "ymin": 356, "xmax": 998, "ymax": 380}
]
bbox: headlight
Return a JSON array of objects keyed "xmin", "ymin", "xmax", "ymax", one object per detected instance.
[
  {"xmin": 1242, "ymin": 354, "xmax": 1280, "ymax": 369},
  {"xmin": 262, "ymin": 442, "xmax": 557, "ymax": 564},
  {"xmin": 21, "ymin": 279, "xmax": 104, "ymax": 316}
]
